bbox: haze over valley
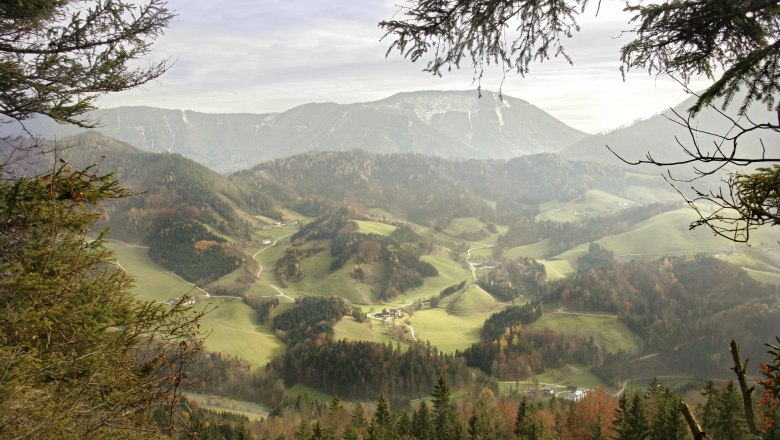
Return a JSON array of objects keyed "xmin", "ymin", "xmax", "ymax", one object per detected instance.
[
  {"xmin": 7, "ymin": 89, "xmax": 780, "ymax": 422},
  {"xmin": 7, "ymin": 1, "xmax": 780, "ymax": 438}
]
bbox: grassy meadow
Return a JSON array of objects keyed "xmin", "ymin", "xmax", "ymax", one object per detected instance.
[
  {"xmin": 354, "ymin": 219, "xmax": 397, "ymax": 236},
  {"xmin": 199, "ymin": 298, "xmax": 285, "ymax": 368},
  {"xmin": 442, "ymin": 284, "xmax": 501, "ymax": 315},
  {"xmin": 333, "ymin": 317, "xmax": 397, "ymax": 345},
  {"xmin": 443, "ymin": 217, "xmax": 487, "ymax": 236},
  {"xmin": 106, "ymin": 239, "xmax": 285, "ymax": 370},
  {"xmin": 105, "ymin": 240, "xmax": 196, "ymax": 302},
  {"xmin": 532, "ymin": 364, "xmax": 605, "ymax": 389},
  {"xmin": 185, "ymin": 393, "xmax": 270, "ymax": 420},
  {"xmin": 528, "ymin": 312, "xmax": 641, "ymax": 355},
  {"xmin": 536, "ymin": 190, "xmax": 636, "ymax": 223},
  {"xmin": 410, "ymin": 308, "xmax": 492, "ymax": 354}
]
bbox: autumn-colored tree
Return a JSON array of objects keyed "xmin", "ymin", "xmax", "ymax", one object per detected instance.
[{"xmin": 567, "ymin": 388, "xmax": 618, "ymax": 439}]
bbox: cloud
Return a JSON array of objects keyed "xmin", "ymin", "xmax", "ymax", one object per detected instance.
[{"xmin": 99, "ymin": 0, "xmax": 713, "ymax": 133}]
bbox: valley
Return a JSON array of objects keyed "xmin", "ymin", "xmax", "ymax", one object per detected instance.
[
  {"xmin": 5, "ymin": 90, "xmax": 780, "ymax": 438},
  {"xmin": 97, "ymin": 153, "xmax": 780, "ymax": 400}
]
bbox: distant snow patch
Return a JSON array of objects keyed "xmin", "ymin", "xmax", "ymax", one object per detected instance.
[{"xmin": 494, "ymin": 107, "xmax": 505, "ymax": 127}]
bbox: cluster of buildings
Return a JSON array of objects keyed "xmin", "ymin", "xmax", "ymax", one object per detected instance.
[{"xmin": 375, "ymin": 308, "xmax": 403, "ymax": 319}]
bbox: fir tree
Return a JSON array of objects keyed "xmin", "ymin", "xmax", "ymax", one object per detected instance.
[
  {"xmin": 431, "ymin": 376, "xmax": 464, "ymax": 440},
  {"xmin": 352, "ymin": 402, "xmax": 369, "ymax": 430},
  {"xmin": 0, "ymin": 164, "xmax": 205, "ymax": 437},
  {"xmin": 368, "ymin": 393, "xmax": 396, "ymax": 440},
  {"xmin": 712, "ymin": 381, "xmax": 751, "ymax": 440},
  {"xmin": 412, "ymin": 401, "xmax": 434, "ymax": 440},
  {"xmin": 296, "ymin": 420, "xmax": 314, "ymax": 440}
]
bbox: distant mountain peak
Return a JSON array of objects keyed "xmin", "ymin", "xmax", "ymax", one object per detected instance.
[{"xmin": 6, "ymin": 90, "xmax": 588, "ymax": 173}]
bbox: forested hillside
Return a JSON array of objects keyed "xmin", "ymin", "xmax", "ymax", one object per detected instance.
[
  {"xmin": 12, "ymin": 130, "xmax": 780, "ymax": 439},
  {"xmin": 232, "ymin": 150, "xmax": 646, "ymax": 226}
]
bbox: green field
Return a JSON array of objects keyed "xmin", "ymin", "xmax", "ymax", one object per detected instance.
[
  {"xmin": 289, "ymin": 253, "xmax": 374, "ymax": 304},
  {"xmin": 742, "ymin": 268, "xmax": 780, "ymax": 284},
  {"xmin": 106, "ymin": 239, "xmax": 284, "ymax": 370},
  {"xmin": 552, "ymin": 208, "xmax": 763, "ymax": 268},
  {"xmin": 200, "ymin": 298, "xmax": 285, "ymax": 369},
  {"xmin": 540, "ymin": 259, "xmax": 575, "ymax": 280},
  {"xmin": 444, "ymin": 217, "xmax": 487, "ymax": 236},
  {"xmin": 533, "ymin": 363, "xmax": 606, "ymax": 389},
  {"xmin": 395, "ymin": 253, "xmax": 472, "ymax": 304},
  {"xmin": 537, "ymin": 190, "xmax": 636, "ymax": 223},
  {"xmin": 411, "ymin": 308, "xmax": 493, "ymax": 353},
  {"xmin": 442, "ymin": 284, "xmax": 500, "ymax": 315},
  {"xmin": 354, "ymin": 219, "xmax": 397, "ymax": 236},
  {"xmin": 468, "ymin": 244, "xmax": 495, "ymax": 260},
  {"xmin": 334, "ymin": 317, "xmax": 396, "ymax": 344},
  {"xmin": 185, "ymin": 392, "xmax": 270, "ymax": 420},
  {"xmin": 105, "ymin": 240, "xmax": 198, "ymax": 302},
  {"xmin": 503, "ymin": 238, "xmax": 552, "ymax": 260},
  {"xmin": 287, "ymin": 384, "xmax": 333, "ymax": 402},
  {"xmin": 528, "ymin": 312, "xmax": 641, "ymax": 355}
]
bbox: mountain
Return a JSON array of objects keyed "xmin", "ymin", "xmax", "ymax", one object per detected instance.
[
  {"xmin": 4, "ymin": 90, "xmax": 588, "ymax": 172},
  {"xmin": 561, "ymin": 93, "xmax": 780, "ymax": 172}
]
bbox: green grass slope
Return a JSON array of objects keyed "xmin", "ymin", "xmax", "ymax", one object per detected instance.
[
  {"xmin": 333, "ymin": 317, "xmax": 396, "ymax": 344},
  {"xmin": 442, "ymin": 284, "xmax": 499, "ymax": 315},
  {"xmin": 528, "ymin": 312, "xmax": 641, "ymax": 355},
  {"xmin": 105, "ymin": 240, "xmax": 196, "ymax": 302},
  {"xmin": 106, "ymin": 239, "xmax": 284, "ymax": 369},
  {"xmin": 354, "ymin": 220, "xmax": 397, "ymax": 236},
  {"xmin": 411, "ymin": 308, "xmax": 494, "ymax": 354},
  {"xmin": 537, "ymin": 190, "xmax": 636, "ymax": 223},
  {"xmin": 200, "ymin": 298, "xmax": 284, "ymax": 369},
  {"xmin": 443, "ymin": 217, "xmax": 488, "ymax": 236}
]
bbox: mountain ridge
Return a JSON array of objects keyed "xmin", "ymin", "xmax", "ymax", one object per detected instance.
[{"xmin": 3, "ymin": 90, "xmax": 588, "ymax": 172}]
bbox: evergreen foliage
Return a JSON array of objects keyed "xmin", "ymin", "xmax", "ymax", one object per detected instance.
[
  {"xmin": 0, "ymin": 0, "xmax": 172, "ymax": 126},
  {"xmin": 147, "ymin": 218, "xmax": 242, "ymax": 284},
  {"xmin": 271, "ymin": 296, "xmax": 351, "ymax": 345},
  {"xmin": 0, "ymin": 164, "xmax": 204, "ymax": 438},
  {"xmin": 480, "ymin": 300, "xmax": 544, "ymax": 341},
  {"xmin": 270, "ymin": 340, "xmax": 469, "ymax": 401}
]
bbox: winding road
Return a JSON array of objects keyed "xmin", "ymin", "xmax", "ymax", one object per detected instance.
[
  {"xmin": 466, "ymin": 242, "xmax": 495, "ymax": 280},
  {"xmin": 251, "ymin": 233, "xmax": 295, "ymax": 302}
]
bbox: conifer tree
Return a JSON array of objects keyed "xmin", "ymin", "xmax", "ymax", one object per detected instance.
[
  {"xmin": 0, "ymin": 164, "xmax": 204, "ymax": 438},
  {"xmin": 612, "ymin": 393, "xmax": 630, "ymax": 440},
  {"xmin": 296, "ymin": 420, "xmax": 314, "ymax": 440},
  {"xmin": 648, "ymin": 389, "xmax": 686, "ymax": 440},
  {"xmin": 700, "ymin": 380, "xmax": 720, "ymax": 434},
  {"xmin": 627, "ymin": 393, "xmax": 650, "ymax": 440},
  {"xmin": 590, "ymin": 416, "xmax": 607, "ymax": 440},
  {"xmin": 431, "ymin": 376, "xmax": 465, "ymax": 440},
  {"xmin": 712, "ymin": 381, "xmax": 751, "ymax": 440},
  {"xmin": 353, "ymin": 402, "xmax": 369, "ymax": 428},
  {"xmin": 515, "ymin": 396, "xmax": 543, "ymax": 440},
  {"xmin": 412, "ymin": 401, "xmax": 434, "ymax": 440},
  {"xmin": 396, "ymin": 411, "xmax": 414, "ymax": 439},
  {"xmin": 369, "ymin": 393, "xmax": 396, "ymax": 440}
]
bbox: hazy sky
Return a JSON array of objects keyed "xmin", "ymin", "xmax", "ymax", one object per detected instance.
[{"xmin": 99, "ymin": 0, "xmax": 713, "ymax": 134}]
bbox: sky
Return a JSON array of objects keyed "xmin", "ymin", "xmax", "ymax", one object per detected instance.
[{"xmin": 99, "ymin": 0, "xmax": 714, "ymax": 134}]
